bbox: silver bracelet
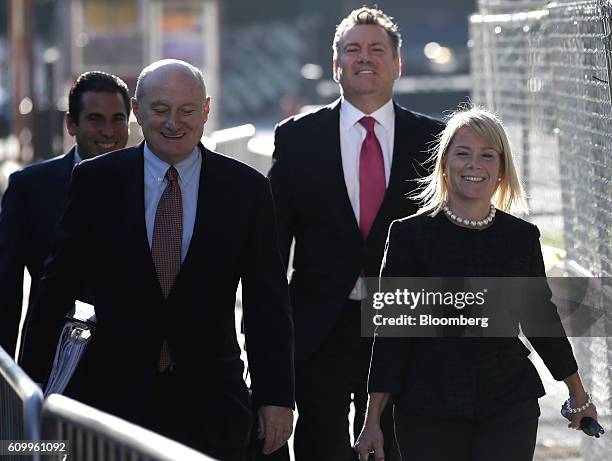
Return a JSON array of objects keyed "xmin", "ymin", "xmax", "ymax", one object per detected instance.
[{"xmin": 563, "ymin": 393, "xmax": 593, "ymax": 414}]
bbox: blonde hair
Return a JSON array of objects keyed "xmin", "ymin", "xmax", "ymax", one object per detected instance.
[{"xmin": 414, "ymin": 106, "xmax": 528, "ymax": 216}]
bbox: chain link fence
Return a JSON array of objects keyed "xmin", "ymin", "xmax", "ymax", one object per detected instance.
[{"xmin": 470, "ymin": 1, "xmax": 611, "ymax": 459}]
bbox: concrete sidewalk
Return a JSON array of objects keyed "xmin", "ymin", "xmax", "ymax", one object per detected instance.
[
  {"xmin": 531, "ymin": 340, "xmax": 582, "ymax": 461},
  {"xmin": 533, "ymin": 244, "xmax": 587, "ymax": 461}
]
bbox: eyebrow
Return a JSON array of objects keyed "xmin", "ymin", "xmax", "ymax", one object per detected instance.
[
  {"xmin": 454, "ymin": 145, "xmax": 496, "ymax": 151},
  {"xmin": 149, "ymin": 101, "xmax": 198, "ymax": 109},
  {"xmin": 85, "ymin": 112, "xmax": 126, "ymax": 118},
  {"xmin": 343, "ymin": 41, "xmax": 388, "ymax": 49}
]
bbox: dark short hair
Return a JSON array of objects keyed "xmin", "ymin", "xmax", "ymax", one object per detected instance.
[
  {"xmin": 68, "ymin": 71, "xmax": 131, "ymax": 124},
  {"xmin": 333, "ymin": 7, "xmax": 402, "ymax": 59}
]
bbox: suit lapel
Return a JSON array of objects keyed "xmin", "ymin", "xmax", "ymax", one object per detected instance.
[
  {"xmin": 367, "ymin": 103, "xmax": 422, "ymax": 241},
  {"xmin": 114, "ymin": 143, "xmax": 161, "ymax": 296},
  {"xmin": 48, "ymin": 148, "xmax": 77, "ymax": 215},
  {"xmin": 316, "ymin": 100, "xmax": 362, "ymax": 239},
  {"xmin": 56, "ymin": 148, "xmax": 76, "ymax": 183},
  {"xmin": 323, "ymin": 100, "xmax": 425, "ymax": 242},
  {"xmin": 128, "ymin": 143, "xmax": 217, "ymax": 300},
  {"xmin": 170, "ymin": 144, "xmax": 224, "ymax": 298},
  {"xmin": 177, "ymin": 143, "xmax": 207, "ymax": 273}
]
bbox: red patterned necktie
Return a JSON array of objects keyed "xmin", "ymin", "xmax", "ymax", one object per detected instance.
[
  {"xmin": 151, "ymin": 166, "xmax": 182, "ymax": 371},
  {"xmin": 359, "ymin": 116, "xmax": 386, "ymax": 239}
]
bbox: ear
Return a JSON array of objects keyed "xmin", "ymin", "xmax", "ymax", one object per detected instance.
[
  {"xmin": 131, "ymin": 97, "xmax": 142, "ymax": 125},
  {"xmin": 202, "ymin": 96, "xmax": 211, "ymax": 124},
  {"xmin": 332, "ymin": 58, "xmax": 340, "ymax": 83},
  {"xmin": 498, "ymin": 159, "xmax": 505, "ymax": 185},
  {"xmin": 65, "ymin": 112, "xmax": 77, "ymax": 137},
  {"xmin": 394, "ymin": 56, "xmax": 402, "ymax": 80}
]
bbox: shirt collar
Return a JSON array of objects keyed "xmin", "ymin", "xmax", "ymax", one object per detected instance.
[
  {"xmin": 143, "ymin": 142, "xmax": 201, "ymax": 186},
  {"xmin": 73, "ymin": 147, "xmax": 82, "ymax": 165},
  {"xmin": 339, "ymin": 97, "xmax": 395, "ymax": 132}
]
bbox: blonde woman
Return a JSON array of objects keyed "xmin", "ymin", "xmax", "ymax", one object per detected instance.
[{"xmin": 354, "ymin": 107, "xmax": 598, "ymax": 461}]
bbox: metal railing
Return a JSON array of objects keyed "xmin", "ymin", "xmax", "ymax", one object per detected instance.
[
  {"xmin": 211, "ymin": 124, "xmax": 273, "ymax": 175},
  {"xmin": 0, "ymin": 346, "xmax": 43, "ymax": 461},
  {"xmin": 42, "ymin": 394, "xmax": 217, "ymax": 461},
  {"xmin": 1, "ymin": 348, "xmax": 217, "ymax": 460}
]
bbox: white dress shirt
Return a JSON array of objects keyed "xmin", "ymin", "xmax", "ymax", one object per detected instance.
[{"xmin": 339, "ymin": 97, "xmax": 395, "ymax": 300}]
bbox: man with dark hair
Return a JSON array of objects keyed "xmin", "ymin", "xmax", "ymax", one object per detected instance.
[
  {"xmin": 269, "ymin": 6, "xmax": 444, "ymax": 460},
  {"xmin": 66, "ymin": 71, "xmax": 131, "ymax": 159},
  {"xmin": 21, "ymin": 59, "xmax": 294, "ymax": 461},
  {"xmin": 0, "ymin": 71, "xmax": 130, "ymax": 363}
]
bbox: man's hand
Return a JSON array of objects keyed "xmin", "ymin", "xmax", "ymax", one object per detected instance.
[
  {"xmin": 354, "ymin": 423, "xmax": 384, "ymax": 461},
  {"xmin": 257, "ymin": 405, "xmax": 294, "ymax": 455}
]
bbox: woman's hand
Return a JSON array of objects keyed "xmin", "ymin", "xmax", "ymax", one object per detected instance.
[
  {"xmin": 563, "ymin": 372, "xmax": 599, "ymax": 430},
  {"xmin": 354, "ymin": 422, "xmax": 384, "ymax": 461},
  {"xmin": 566, "ymin": 397, "xmax": 598, "ymax": 430}
]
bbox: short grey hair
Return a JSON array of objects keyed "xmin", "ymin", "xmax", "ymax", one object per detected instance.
[{"xmin": 134, "ymin": 59, "xmax": 206, "ymax": 101}]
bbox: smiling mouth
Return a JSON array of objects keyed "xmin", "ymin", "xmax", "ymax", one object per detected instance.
[
  {"xmin": 96, "ymin": 142, "xmax": 116, "ymax": 149},
  {"xmin": 356, "ymin": 70, "xmax": 376, "ymax": 75},
  {"xmin": 462, "ymin": 176, "xmax": 485, "ymax": 182},
  {"xmin": 162, "ymin": 133, "xmax": 185, "ymax": 139}
]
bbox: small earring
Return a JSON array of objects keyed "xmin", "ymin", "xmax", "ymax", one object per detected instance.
[
  {"xmin": 497, "ymin": 177, "xmax": 501, "ymax": 182},
  {"xmin": 443, "ymin": 173, "xmax": 447, "ymax": 177}
]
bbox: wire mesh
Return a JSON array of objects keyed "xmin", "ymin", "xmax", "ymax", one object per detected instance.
[{"xmin": 470, "ymin": 2, "xmax": 611, "ymax": 459}]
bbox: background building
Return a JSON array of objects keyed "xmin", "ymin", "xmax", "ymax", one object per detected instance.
[{"xmin": 1, "ymin": 0, "xmax": 474, "ymax": 166}]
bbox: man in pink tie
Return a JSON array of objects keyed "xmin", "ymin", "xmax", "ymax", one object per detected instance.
[{"xmin": 268, "ymin": 7, "xmax": 444, "ymax": 461}]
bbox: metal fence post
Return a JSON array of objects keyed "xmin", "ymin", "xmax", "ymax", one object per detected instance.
[{"xmin": 0, "ymin": 346, "xmax": 43, "ymax": 461}]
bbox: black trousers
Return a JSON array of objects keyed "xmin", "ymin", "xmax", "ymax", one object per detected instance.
[
  {"xmin": 292, "ymin": 300, "xmax": 398, "ymax": 461},
  {"xmin": 142, "ymin": 370, "xmax": 246, "ymax": 461},
  {"xmin": 394, "ymin": 398, "xmax": 540, "ymax": 461}
]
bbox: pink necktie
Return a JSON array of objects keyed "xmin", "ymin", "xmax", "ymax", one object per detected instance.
[
  {"xmin": 151, "ymin": 166, "xmax": 182, "ymax": 371},
  {"xmin": 359, "ymin": 116, "xmax": 385, "ymax": 239}
]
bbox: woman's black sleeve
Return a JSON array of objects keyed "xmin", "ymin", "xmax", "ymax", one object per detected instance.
[{"xmin": 368, "ymin": 220, "xmax": 414, "ymax": 394}]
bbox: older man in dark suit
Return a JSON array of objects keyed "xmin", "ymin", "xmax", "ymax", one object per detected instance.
[
  {"xmin": 268, "ymin": 7, "xmax": 444, "ymax": 461},
  {"xmin": 0, "ymin": 71, "xmax": 130, "ymax": 362},
  {"xmin": 21, "ymin": 59, "xmax": 294, "ymax": 461}
]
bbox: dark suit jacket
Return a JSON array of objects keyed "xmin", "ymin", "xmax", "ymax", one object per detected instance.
[
  {"xmin": 20, "ymin": 143, "xmax": 294, "ymax": 449},
  {"xmin": 369, "ymin": 211, "xmax": 578, "ymax": 419},
  {"xmin": 0, "ymin": 149, "xmax": 76, "ymax": 359},
  {"xmin": 268, "ymin": 99, "xmax": 444, "ymax": 360}
]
